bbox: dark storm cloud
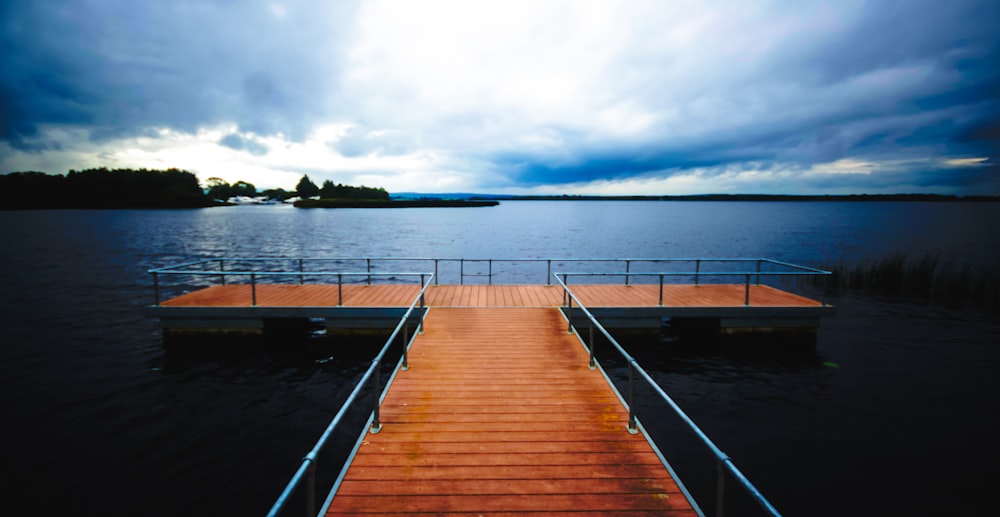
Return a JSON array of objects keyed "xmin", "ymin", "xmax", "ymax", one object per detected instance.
[
  {"xmin": 0, "ymin": 0, "xmax": 358, "ymax": 148},
  {"xmin": 501, "ymin": 0, "xmax": 1000, "ymax": 189},
  {"xmin": 219, "ymin": 133, "xmax": 268, "ymax": 156}
]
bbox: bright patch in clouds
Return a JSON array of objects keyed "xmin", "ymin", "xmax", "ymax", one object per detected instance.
[{"xmin": 1, "ymin": 0, "xmax": 998, "ymax": 195}]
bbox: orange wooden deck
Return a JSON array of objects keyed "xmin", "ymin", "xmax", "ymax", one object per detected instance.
[
  {"xmin": 160, "ymin": 283, "xmax": 822, "ymax": 308},
  {"xmin": 324, "ymin": 307, "xmax": 697, "ymax": 516}
]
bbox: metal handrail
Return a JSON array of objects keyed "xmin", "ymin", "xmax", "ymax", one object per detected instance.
[
  {"xmin": 555, "ymin": 273, "xmax": 782, "ymax": 517},
  {"xmin": 149, "ymin": 257, "xmax": 827, "ymax": 287},
  {"xmin": 266, "ymin": 274, "xmax": 433, "ymax": 517}
]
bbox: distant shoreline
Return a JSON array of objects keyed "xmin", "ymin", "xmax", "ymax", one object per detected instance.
[
  {"xmin": 293, "ymin": 199, "xmax": 500, "ymax": 209},
  {"xmin": 463, "ymin": 193, "xmax": 1000, "ymax": 202}
]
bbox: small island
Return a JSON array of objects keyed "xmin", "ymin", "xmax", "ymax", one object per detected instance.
[{"xmin": 289, "ymin": 175, "xmax": 498, "ymax": 208}]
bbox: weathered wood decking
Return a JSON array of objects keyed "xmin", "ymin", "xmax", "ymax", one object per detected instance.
[
  {"xmin": 160, "ymin": 283, "xmax": 822, "ymax": 308},
  {"xmin": 325, "ymin": 307, "xmax": 697, "ymax": 516}
]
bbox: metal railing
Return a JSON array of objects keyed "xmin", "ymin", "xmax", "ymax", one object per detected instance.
[
  {"xmin": 555, "ymin": 273, "xmax": 782, "ymax": 517},
  {"xmin": 557, "ymin": 261, "xmax": 831, "ymax": 307},
  {"xmin": 149, "ymin": 268, "xmax": 431, "ymax": 307},
  {"xmin": 265, "ymin": 274, "xmax": 433, "ymax": 517},
  {"xmin": 149, "ymin": 256, "xmax": 829, "ymax": 291}
]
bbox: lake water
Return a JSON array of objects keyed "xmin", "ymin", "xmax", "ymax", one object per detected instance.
[{"xmin": 2, "ymin": 201, "xmax": 999, "ymax": 516}]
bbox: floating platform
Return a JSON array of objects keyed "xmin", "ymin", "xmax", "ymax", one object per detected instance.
[{"xmin": 148, "ymin": 282, "xmax": 833, "ymax": 339}]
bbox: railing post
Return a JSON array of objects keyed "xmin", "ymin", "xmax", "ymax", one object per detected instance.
[
  {"xmin": 744, "ymin": 274, "xmax": 751, "ymax": 306},
  {"xmin": 488, "ymin": 259, "xmax": 493, "ymax": 285},
  {"xmin": 588, "ymin": 323, "xmax": 596, "ymax": 370},
  {"xmin": 627, "ymin": 361, "xmax": 638, "ymax": 434},
  {"xmin": 625, "ymin": 259, "xmax": 631, "ymax": 286},
  {"xmin": 546, "ymin": 260, "xmax": 552, "ymax": 286},
  {"xmin": 434, "ymin": 259, "xmax": 439, "ymax": 286},
  {"xmin": 717, "ymin": 459, "xmax": 727, "ymax": 517},
  {"xmin": 251, "ymin": 273, "xmax": 257, "ymax": 306},
  {"xmin": 306, "ymin": 460, "xmax": 317, "ymax": 517},
  {"xmin": 219, "ymin": 259, "xmax": 226, "ymax": 286},
  {"xmin": 371, "ymin": 359, "xmax": 382, "ymax": 434},
  {"xmin": 566, "ymin": 291, "xmax": 573, "ymax": 334},
  {"xmin": 695, "ymin": 259, "xmax": 701, "ymax": 286},
  {"xmin": 420, "ymin": 275, "xmax": 426, "ymax": 308},
  {"xmin": 460, "ymin": 259, "xmax": 464, "ymax": 285},
  {"xmin": 658, "ymin": 274, "xmax": 664, "ymax": 306},
  {"xmin": 298, "ymin": 258, "xmax": 304, "ymax": 285},
  {"xmin": 367, "ymin": 258, "xmax": 372, "ymax": 286},
  {"xmin": 152, "ymin": 272, "xmax": 160, "ymax": 306},
  {"xmin": 401, "ymin": 324, "xmax": 409, "ymax": 371},
  {"xmin": 338, "ymin": 274, "xmax": 343, "ymax": 306}
]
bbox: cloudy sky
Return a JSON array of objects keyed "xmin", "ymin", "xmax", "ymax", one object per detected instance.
[{"xmin": 2, "ymin": 0, "xmax": 998, "ymax": 195}]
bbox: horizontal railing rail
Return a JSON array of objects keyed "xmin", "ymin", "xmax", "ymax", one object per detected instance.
[
  {"xmin": 149, "ymin": 256, "xmax": 829, "ymax": 287},
  {"xmin": 555, "ymin": 273, "xmax": 782, "ymax": 517},
  {"xmin": 265, "ymin": 274, "xmax": 433, "ymax": 517}
]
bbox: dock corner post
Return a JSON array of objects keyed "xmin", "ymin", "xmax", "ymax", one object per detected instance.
[
  {"xmin": 658, "ymin": 274, "xmax": 664, "ymax": 306},
  {"xmin": 251, "ymin": 273, "xmax": 257, "ymax": 306},
  {"xmin": 152, "ymin": 272, "xmax": 160, "ymax": 306},
  {"xmin": 626, "ymin": 361, "xmax": 638, "ymax": 434},
  {"xmin": 588, "ymin": 323, "xmax": 596, "ymax": 370},
  {"xmin": 370, "ymin": 359, "xmax": 382, "ymax": 434},
  {"xmin": 338, "ymin": 274, "xmax": 343, "ymax": 306},
  {"xmin": 744, "ymin": 274, "xmax": 751, "ymax": 306}
]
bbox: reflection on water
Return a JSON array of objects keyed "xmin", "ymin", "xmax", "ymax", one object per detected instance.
[{"xmin": 1, "ymin": 203, "xmax": 999, "ymax": 516}]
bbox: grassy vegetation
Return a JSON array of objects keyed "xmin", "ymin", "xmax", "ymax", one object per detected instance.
[{"xmin": 810, "ymin": 253, "xmax": 1000, "ymax": 316}]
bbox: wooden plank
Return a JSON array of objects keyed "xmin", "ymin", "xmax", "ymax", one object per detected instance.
[{"xmin": 324, "ymin": 307, "xmax": 696, "ymax": 515}]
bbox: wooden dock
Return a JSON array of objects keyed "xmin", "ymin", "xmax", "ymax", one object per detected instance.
[
  {"xmin": 152, "ymin": 282, "xmax": 831, "ymax": 337},
  {"xmin": 159, "ymin": 283, "xmax": 822, "ymax": 309},
  {"xmin": 153, "ymin": 259, "xmax": 814, "ymax": 516},
  {"xmin": 324, "ymin": 307, "xmax": 697, "ymax": 516}
]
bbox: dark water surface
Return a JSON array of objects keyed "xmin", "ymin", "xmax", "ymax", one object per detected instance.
[{"xmin": 2, "ymin": 201, "xmax": 999, "ymax": 516}]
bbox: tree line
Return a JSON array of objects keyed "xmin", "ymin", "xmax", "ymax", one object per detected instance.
[
  {"xmin": 0, "ymin": 168, "xmax": 212, "ymax": 209},
  {"xmin": 1, "ymin": 169, "xmax": 391, "ymax": 209}
]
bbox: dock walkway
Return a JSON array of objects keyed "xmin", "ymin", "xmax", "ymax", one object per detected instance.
[{"xmin": 325, "ymin": 307, "xmax": 697, "ymax": 516}]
